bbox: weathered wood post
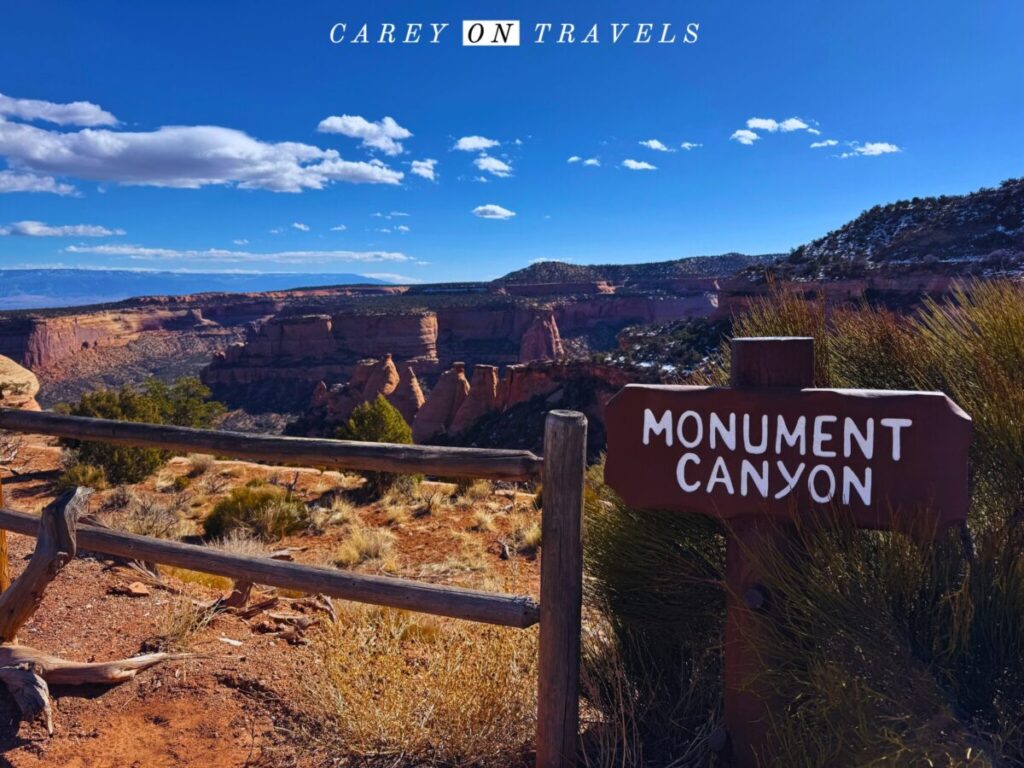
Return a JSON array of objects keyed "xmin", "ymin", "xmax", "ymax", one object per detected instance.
[
  {"xmin": 724, "ymin": 337, "xmax": 814, "ymax": 766},
  {"xmin": 537, "ymin": 410, "xmax": 587, "ymax": 768}
]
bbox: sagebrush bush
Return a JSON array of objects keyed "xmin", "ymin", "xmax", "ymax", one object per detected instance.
[
  {"xmin": 202, "ymin": 483, "xmax": 306, "ymax": 541},
  {"xmin": 56, "ymin": 377, "xmax": 225, "ymax": 484},
  {"xmin": 336, "ymin": 395, "xmax": 416, "ymax": 497}
]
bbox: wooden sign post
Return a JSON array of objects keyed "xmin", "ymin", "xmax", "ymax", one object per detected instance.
[{"xmin": 604, "ymin": 337, "xmax": 972, "ymax": 766}]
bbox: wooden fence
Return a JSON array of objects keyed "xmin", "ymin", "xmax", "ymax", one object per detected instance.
[{"xmin": 0, "ymin": 406, "xmax": 587, "ymax": 768}]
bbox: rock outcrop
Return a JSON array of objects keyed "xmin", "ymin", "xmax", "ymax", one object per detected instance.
[
  {"xmin": 450, "ymin": 365, "xmax": 501, "ymax": 435},
  {"xmin": 391, "ymin": 366, "xmax": 426, "ymax": 424},
  {"xmin": 412, "ymin": 363, "xmax": 470, "ymax": 443},
  {"xmin": 519, "ymin": 313, "xmax": 564, "ymax": 362},
  {"xmin": 0, "ymin": 355, "xmax": 40, "ymax": 411},
  {"xmin": 291, "ymin": 355, "xmax": 424, "ymax": 436}
]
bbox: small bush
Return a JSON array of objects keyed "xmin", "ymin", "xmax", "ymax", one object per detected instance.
[
  {"xmin": 55, "ymin": 462, "xmax": 108, "ymax": 491},
  {"xmin": 203, "ymin": 484, "xmax": 307, "ymax": 541},
  {"xmin": 336, "ymin": 395, "xmax": 415, "ymax": 498},
  {"xmin": 56, "ymin": 377, "xmax": 225, "ymax": 484}
]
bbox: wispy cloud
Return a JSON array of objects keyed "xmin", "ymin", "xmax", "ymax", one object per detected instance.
[
  {"xmin": 292, "ymin": 222, "xmax": 310, "ymax": 232},
  {"xmin": 680, "ymin": 142, "xmax": 703, "ymax": 151},
  {"xmin": 810, "ymin": 139, "xmax": 839, "ymax": 149},
  {"xmin": 410, "ymin": 158, "xmax": 437, "ymax": 181},
  {"xmin": 0, "ymin": 170, "xmax": 76, "ymax": 195},
  {"xmin": 746, "ymin": 117, "xmax": 810, "ymax": 133},
  {"xmin": 316, "ymin": 114, "xmax": 412, "ymax": 156},
  {"xmin": 622, "ymin": 159, "xmax": 657, "ymax": 171},
  {"xmin": 64, "ymin": 244, "xmax": 413, "ymax": 265},
  {"xmin": 330, "ymin": 225, "xmax": 347, "ymax": 232},
  {"xmin": 730, "ymin": 129, "xmax": 760, "ymax": 146},
  {"xmin": 0, "ymin": 91, "xmax": 117, "ymax": 127},
  {"xmin": 361, "ymin": 272, "xmax": 424, "ymax": 284},
  {"xmin": 567, "ymin": 156, "xmax": 582, "ymax": 163},
  {"xmin": 472, "ymin": 204, "xmax": 516, "ymax": 220},
  {"xmin": 583, "ymin": 158, "xmax": 600, "ymax": 167},
  {"xmin": 474, "ymin": 154, "xmax": 513, "ymax": 178},
  {"xmin": 454, "ymin": 135, "xmax": 499, "ymax": 152},
  {"xmin": 841, "ymin": 141, "xmax": 902, "ymax": 158},
  {"xmin": 0, "ymin": 220, "xmax": 125, "ymax": 237},
  {"xmin": 232, "ymin": 238, "xmax": 249, "ymax": 245},
  {"xmin": 639, "ymin": 139, "xmax": 674, "ymax": 152}
]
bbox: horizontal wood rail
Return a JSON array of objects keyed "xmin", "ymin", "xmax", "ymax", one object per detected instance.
[
  {"xmin": 0, "ymin": 506, "xmax": 540, "ymax": 628},
  {"xmin": 0, "ymin": 408, "xmax": 544, "ymax": 482}
]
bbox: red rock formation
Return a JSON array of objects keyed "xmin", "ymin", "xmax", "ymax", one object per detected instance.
[
  {"xmin": 363, "ymin": 353, "xmax": 400, "ymax": 400},
  {"xmin": 519, "ymin": 313, "xmax": 565, "ymax": 362},
  {"xmin": 391, "ymin": 366, "xmax": 425, "ymax": 424},
  {"xmin": 412, "ymin": 362, "xmax": 471, "ymax": 443},
  {"xmin": 0, "ymin": 355, "xmax": 40, "ymax": 411},
  {"xmin": 450, "ymin": 365, "xmax": 500, "ymax": 434}
]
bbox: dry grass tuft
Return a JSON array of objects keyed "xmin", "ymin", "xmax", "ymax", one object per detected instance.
[
  {"xmin": 301, "ymin": 604, "xmax": 538, "ymax": 767},
  {"xmin": 152, "ymin": 592, "xmax": 218, "ymax": 651},
  {"xmin": 334, "ymin": 527, "xmax": 396, "ymax": 568}
]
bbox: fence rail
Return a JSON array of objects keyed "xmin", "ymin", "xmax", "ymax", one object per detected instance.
[
  {"xmin": 0, "ymin": 507, "xmax": 540, "ymax": 628},
  {"xmin": 0, "ymin": 404, "xmax": 584, "ymax": 767},
  {"xmin": 0, "ymin": 408, "xmax": 544, "ymax": 482}
]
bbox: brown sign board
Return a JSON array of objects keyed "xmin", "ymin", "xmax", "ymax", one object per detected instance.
[{"xmin": 604, "ymin": 385, "xmax": 973, "ymax": 532}]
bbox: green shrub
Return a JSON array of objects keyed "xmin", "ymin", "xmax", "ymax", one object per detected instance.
[
  {"xmin": 56, "ymin": 377, "xmax": 225, "ymax": 484},
  {"xmin": 202, "ymin": 483, "xmax": 306, "ymax": 541},
  {"xmin": 336, "ymin": 395, "xmax": 415, "ymax": 497},
  {"xmin": 55, "ymin": 463, "xmax": 108, "ymax": 492}
]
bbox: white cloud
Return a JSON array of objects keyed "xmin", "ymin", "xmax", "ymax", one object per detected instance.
[
  {"xmin": 841, "ymin": 142, "xmax": 902, "ymax": 158},
  {"xmin": 472, "ymin": 204, "xmax": 516, "ymax": 220},
  {"xmin": 0, "ymin": 220, "xmax": 125, "ymax": 237},
  {"xmin": 810, "ymin": 139, "xmax": 839, "ymax": 149},
  {"xmin": 410, "ymin": 158, "xmax": 437, "ymax": 181},
  {"xmin": 0, "ymin": 120, "xmax": 404, "ymax": 192},
  {"xmin": 567, "ymin": 156, "xmax": 582, "ymax": 163},
  {"xmin": 454, "ymin": 135, "xmax": 499, "ymax": 152},
  {"xmin": 474, "ymin": 176, "xmax": 490, "ymax": 183},
  {"xmin": 622, "ymin": 159, "xmax": 657, "ymax": 171},
  {"xmin": 0, "ymin": 170, "xmax": 76, "ymax": 195},
  {"xmin": 292, "ymin": 222, "xmax": 310, "ymax": 232},
  {"xmin": 680, "ymin": 142, "xmax": 703, "ymax": 151},
  {"xmin": 316, "ymin": 114, "xmax": 412, "ymax": 156},
  {"xmin": 0, "ymin": 92, "xmax": 117, "ymax": 127},
  {"xmin": 747, "ymin": 117, "xmax": 810, "ymax": 133},
  {"xmin": 395, "ymin": 225, "xmax": 411, "ymax": 233},
  {"xmin": 730, "ymin": 129, "xmax": 760, "ymax": 146},
  {"xmin": 330, "ymin": 225, "xmax": 347, "ymax": 232},
  {"xmin": 639, "ymin": 139, "xmax": 673, "ymax": 152},
  {"xmin": 233, "ymin": 239, "xmax": 249, "ymax": 245},
  {"xmin": 807, "ymin": 128, "xmax": 822, "ymax": 136},
  {"xmin": 269, "ymin": 227, "xmax": 284, "ymax": 234},
  {"xmin": 361, "ymin": 272, "xmax": 424, "ymax": 284},
  {"xmin": 372, "ymin": 211, "xmax": 410, "ymax": 220},
  {"xmin": 474, "ymin": 154, "xmax": 513, "ymax": 178},
  {"xmin": 64, "ymin": 243, "xmax": 413, "ymax": 265},
  {"xmin": 583, "ymin": 158, "xmax": 600, "ymax": 167}
]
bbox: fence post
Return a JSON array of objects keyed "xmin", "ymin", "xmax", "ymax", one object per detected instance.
[{"xmin": 537, "ymin": 410, "xmax": 587, "ymax": 768}]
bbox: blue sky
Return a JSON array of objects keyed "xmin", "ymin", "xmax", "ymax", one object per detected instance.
[{"xmin": 1, "ymin": 1, "xmax": 1022, "ymax": 282}]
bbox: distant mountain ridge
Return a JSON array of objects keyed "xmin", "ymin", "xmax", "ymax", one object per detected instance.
[
  {"xmin": 776, "ymin": 177, "xmax": 1024, "ymax": 278},
  {"xmin": 0, "ymin": 269, "xmax": 389, "ymax": 310},
  {"xmin": 497, "ymin": 253, "xmax": 778, "ymax": 284}
]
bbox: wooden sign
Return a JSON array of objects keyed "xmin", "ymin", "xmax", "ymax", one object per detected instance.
[
  {"xmin": 605, "ymin": 385, "xmax": 972, "ymax": 533},
  {"xmin": 603, "ymin": 337, "xmax": 973, "ymax": 768}
]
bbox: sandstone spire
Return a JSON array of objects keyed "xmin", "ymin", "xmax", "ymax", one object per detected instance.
[{"xmin": 412, "ymin": 362, "xmax": 471, "ymax": 443}]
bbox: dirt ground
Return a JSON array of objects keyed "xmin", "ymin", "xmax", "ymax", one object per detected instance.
[{"xmin": 0, "ymin": 437, "xmax": 542, "ymax": 767}]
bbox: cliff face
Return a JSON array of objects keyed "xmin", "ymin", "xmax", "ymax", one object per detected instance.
[
  {"xmin": 201, "ymin": 312, "xmax": 439, "ymax": 396},
  {"xmin": 0, "ymin": 355, "xmax": 40, "ymax": 411}
]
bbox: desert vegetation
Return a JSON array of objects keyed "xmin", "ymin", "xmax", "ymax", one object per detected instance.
[{"xmin": 55, "ymin": 376, "xmax": 225, "ymax": 486}]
